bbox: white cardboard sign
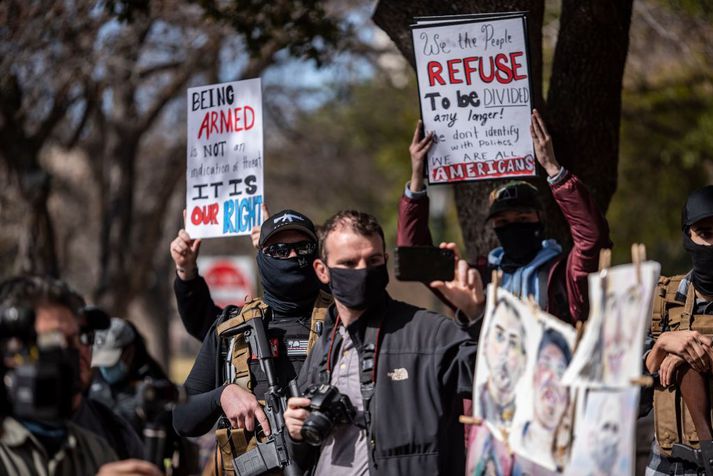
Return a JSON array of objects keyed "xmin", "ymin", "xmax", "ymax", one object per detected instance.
[
  {"xmin": 411, "ymin": 15, "xmax": 535, "ymax": 183},
  {"xmin": 186, "ymin": 79, "xmax": 264, "ymax": 238}
]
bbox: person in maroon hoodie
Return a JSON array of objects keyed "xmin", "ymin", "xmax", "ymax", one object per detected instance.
[{"xmin": 398, "ymin": 110, "xmax": 611, "ymax": 325}]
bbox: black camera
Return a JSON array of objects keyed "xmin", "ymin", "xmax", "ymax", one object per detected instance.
[
  {"xmin": 1, "ymin": 305, "xmax": 78, "ymax": 423},
  {"xmin": 301, "ymin": 384, "xmax": 356, "ymax": 446},
  {"xmin": 136, "ymin": 378, "xmax": 186, "ymax": 423},
  {"xmin": 0, "ymin": 305, "xmax": 36, "ymax": 342}
]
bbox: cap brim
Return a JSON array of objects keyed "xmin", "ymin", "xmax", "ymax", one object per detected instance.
[
  {"xmin": 260, "ymin": 224, "xmax": 318, "ymax": 247},
  {"xmin": 91, "ymin": 348, "xmax": 122, "ymax": 367},
  {"xmin": 486, "ymin": 204, "xmax": 539, "ymax": 222},
  {"xmin": 686, "ymin": 211, "xmax": 713, "ymax": 228}
]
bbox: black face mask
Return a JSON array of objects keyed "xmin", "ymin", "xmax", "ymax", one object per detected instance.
[
  {"xmin": 494, "ymin": 221, "xmax": 544, "ymax": 272},
  {"xmin": 256, "ymin": 252, "xmax": 320, "ymax": 316},
  {"xmin": 328, "ymin": 264, "xmax": 389, "ymax": 310},
  {"xmin": 683, "ymin": 232, "xmax": 713, "ymax": 296}
]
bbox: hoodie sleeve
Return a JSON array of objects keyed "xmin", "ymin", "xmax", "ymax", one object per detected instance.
[{"xmin": 550, "ymin": 171, "xmax": 612, "ymax": 323}]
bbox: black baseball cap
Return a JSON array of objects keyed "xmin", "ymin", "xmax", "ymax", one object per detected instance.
[
  {"xmin": 682, "ymin": 185, "xmax": 713, "ymax": 230},
  {"xmin": 486, "ymin": 181, "xmax": 542, "ymax": 221},
  {"xmin": 258, "ymin": 209, "xmax": 317, "ymax": 247}
]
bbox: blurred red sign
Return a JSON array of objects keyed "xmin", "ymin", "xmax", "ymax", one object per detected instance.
[{"xmin": 198, "ymin": 256, "xmax": 256, "ymax": 308}]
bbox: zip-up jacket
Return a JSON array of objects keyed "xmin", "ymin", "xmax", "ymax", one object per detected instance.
[{"xmin": 288, "ymin": 293, "xmax": 478, "ymax": 475}]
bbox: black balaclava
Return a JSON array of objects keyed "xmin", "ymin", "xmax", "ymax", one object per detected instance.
[
  {"xmin": 256, "ymin": 252, "xmax": 320, "ymax": 316},
  {"xmin": 683, "ymin": 232, "xmax": 713, "ymax": 296},
  {"xmin": 681, "ymin": 185, "xmax": 713, "ymax": 296},
  {"xmin": 327, "ymin": 264, "xmax": 389, "ymax": 310},
  {"xmin": 495, "ymin": 222, "xmax": 545, "ymax": 272}
]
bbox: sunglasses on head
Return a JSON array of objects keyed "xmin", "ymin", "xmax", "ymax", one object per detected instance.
[{"xmin": 262, "ymin": 240, "xmax": 317, "ymax": 259}]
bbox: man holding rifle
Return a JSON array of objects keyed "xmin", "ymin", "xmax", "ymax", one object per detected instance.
[{"xmin": 172, "ymin": 210, "xmax": 331, "ymax": 475}]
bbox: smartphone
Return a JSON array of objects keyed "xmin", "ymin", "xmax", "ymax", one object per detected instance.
[{"xmin": 394, "ymin": 246, "xmax": 455, "ymax": 282}]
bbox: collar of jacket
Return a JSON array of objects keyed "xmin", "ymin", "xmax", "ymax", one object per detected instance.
[{"xmin": 320, "ymin": 292, "xmax": 390, "ymax": 377}]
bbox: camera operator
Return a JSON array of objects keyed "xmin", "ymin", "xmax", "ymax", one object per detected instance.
[
  {"xmin": 90, "ymin": 318, "xmax": 171, "ymax": 433},
  {"xmin": 66, "ymin": 306, "xmax": 147, "ymax": 462},
  {"xmin": 0, "ymin": 276, "xmax": 124, "ymax": 475},
  {"xmin": 283, "ymin": 210, "xmax": 481, "ymax": 475},
  {"xmin": 90, "ymin": 317, "xmax": 199, "ymax": 473}
]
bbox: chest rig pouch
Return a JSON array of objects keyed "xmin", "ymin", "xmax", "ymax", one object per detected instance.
[{"xmin": 653, "ymin": 276, "xmax": 713, "ymax": 456}]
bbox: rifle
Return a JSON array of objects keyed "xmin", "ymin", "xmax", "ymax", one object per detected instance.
[
  {"xmin": 221, "ymin": 308, "xmax": 301, "ymax": 476},
  {"xmin": 672, "ymin": 441, "xmax": 713, "ymax": 476}
]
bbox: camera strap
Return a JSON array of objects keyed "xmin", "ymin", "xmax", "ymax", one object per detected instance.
[{"xmin": 323, "ymin": 311, "xmax": 384, "ymax": 431}]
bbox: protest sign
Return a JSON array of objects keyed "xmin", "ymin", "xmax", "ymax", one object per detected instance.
[
  {"xmin": 411, "ymin": 14, "xmax": 534, "ymax": 183},
  {"xmin": 186, "ymin": 79, "xmax": 264, "ymax": 238}
]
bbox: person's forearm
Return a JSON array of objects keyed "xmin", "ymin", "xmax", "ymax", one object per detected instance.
[
  {"xmin": 645, "ymin": 340, "xmax": 668, "ymax": 374},
  {"xmin": 410, "ymin": 172, "xmax": 425, "ymax": 193},
  {"xmin": 173, "ymin": 386, "xmax": 225, "ymax": 437}
]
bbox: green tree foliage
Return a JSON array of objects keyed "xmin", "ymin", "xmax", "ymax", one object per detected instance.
[
  {"xmin": 610, "ymin": 81, "xmax": 713, "ymax": 272},
  {"xmin": 607, "ymin": 1, "xmax": 713, "ymax": 273},
  {"xmin": 266, "ymin": 73, "xmax": 464, "ymax": 248}
]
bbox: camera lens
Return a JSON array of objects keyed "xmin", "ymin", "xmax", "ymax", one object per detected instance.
[{"xmin": 301, "ymin": 411, "xmax": 334, "ymax": 447}]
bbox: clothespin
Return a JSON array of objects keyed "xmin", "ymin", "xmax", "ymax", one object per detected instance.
[
  {"xmin": 502, "ymin": 427, "xmax": 512, "ymax": 455},
  {"xmin": 598, "ymin": 248, "xmax": 611, "ymax": 272},
  {"xmin": 630, "ymin": 375, "xmax": 654, "ymax": 387},
  {"xmin": 631, "ymin": 243, "xmax": 646, "ymax": 284},
  {"xmin": 598, "ymin": 248, "xmax": 611, "ymax": 294},
  {"xmin": 491, "ymin": 269, "xmax": 502, "ymax": 301},
  {"xmin": 459, "ymin": 415, "xmax": 482, "ymax": 426},
  {"xmin": 526, "ymin": 294, "xmax": 543, "ymax": 324},
  {"xmin": 574, "ymin": 320, "xmax": 587, "ymax": 350}
]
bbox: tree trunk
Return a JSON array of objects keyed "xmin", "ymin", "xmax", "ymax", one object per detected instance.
[
  {"xmin": 546, "ymin": 0, "xmax": 633, "ymax": 213},
  {"xmin": 373, "ymin": 0, "xmax": 545, "ymax": 261},
  {"xmin": 94, "ymin": 128, "xmax": 139, "ymax": 316},
  {"xmin": 16, "ymin": 168, "xmax": 59, "ymax": 277}
]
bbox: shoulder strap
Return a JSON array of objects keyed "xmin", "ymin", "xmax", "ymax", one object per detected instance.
[
  {"xmin": 307, "ymin": 290, "xmax": 333, "ymax": 353},
  {"xmin": 652, "ymin": 275, "xmax": 686, "ymax": 337},
  {"xmin": 216, "ymin": 298, "xmax": 269, "ymax": 391},
  {"xmin": 216, "ymin": 299, "xmax": 268, "ymax": 336},
  {"xmin": 680, "ymin": 282, "xmax": 697, "ymax": 331}
]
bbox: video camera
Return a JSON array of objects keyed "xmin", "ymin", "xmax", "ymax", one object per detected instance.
[
  {"xmin": 0, "ymin": 305, "xmax": 79, "ymax": 424},
  {"xmin": 133, "ymin": 377, "xmax": 189, "ymax": 470}
]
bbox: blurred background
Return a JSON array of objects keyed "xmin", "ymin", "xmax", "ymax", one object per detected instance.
[{"xmin": 1, "ymin": 0, "xmax": 711, "ymax": 380}]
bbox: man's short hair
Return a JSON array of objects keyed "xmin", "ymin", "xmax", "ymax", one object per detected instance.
[
  {"xmin": 319, "ymin": 210, "xmax": 385, "ymax": 261},
  {"xmin": 0, "ymin": 275, "xmax": 84, "ymax": 316},
  {"xmin": 537, "ymin": 327, "xmax": 572, "ymax": 364}
]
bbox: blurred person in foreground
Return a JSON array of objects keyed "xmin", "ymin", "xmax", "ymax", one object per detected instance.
[{"xmin": 0, "ymin": 275, "xmax": 160, "ymax": 476}]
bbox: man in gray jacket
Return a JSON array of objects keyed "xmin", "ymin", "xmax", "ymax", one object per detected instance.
[{"xmin": 283, "ymin": 210, "xmax": 482, "ymax": 475}]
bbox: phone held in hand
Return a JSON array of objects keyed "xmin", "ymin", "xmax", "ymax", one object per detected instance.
[{"xmin": 394, "ymin": 246, "xmax": 455, "ymax": 283}]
